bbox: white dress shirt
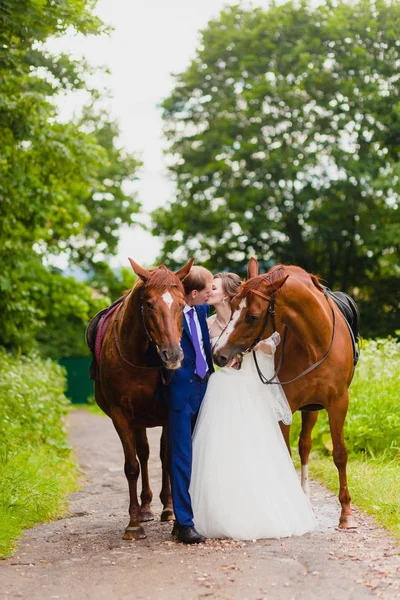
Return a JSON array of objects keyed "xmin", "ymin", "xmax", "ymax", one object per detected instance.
[{"xmin": 183, "ymin": 304, "xmax": 208, "ymax": 370}]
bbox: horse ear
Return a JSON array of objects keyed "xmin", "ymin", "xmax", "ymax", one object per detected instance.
[
  {"xmin": 247, "ymin": 257, "xmax": 259, "ymax": 279},
  {"xmin": 128, "ymin": 258, "xmax": 151, "ymax": 282},
  {"xmin": 175, "ymin": 258, "xmax": 194, "ymax": 281},
  {"xmin": 271, "ymin": 274, "xmax": 289, "ymax": 292}
]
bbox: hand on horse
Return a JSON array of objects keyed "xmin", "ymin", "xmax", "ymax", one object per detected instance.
[
  {"xmin": 254, "ymin": 332, "xmax": 280, "ymax": 355},
  {"xmin": 269, "ymin": 331, "xmax": 281, "ymax": 347},
  {"xmin": 227, "ymin": 355, "xmax": 242, "ymax": 370}
]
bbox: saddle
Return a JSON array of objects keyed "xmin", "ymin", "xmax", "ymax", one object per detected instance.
[{"xmin": 322, "ymin": 287, "xmax": 360, "ymax": 366}]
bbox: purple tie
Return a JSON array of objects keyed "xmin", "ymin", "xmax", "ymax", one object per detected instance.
[{"xmin": 188, "ymin": 308, "xmax": 208, "ymax": 379}]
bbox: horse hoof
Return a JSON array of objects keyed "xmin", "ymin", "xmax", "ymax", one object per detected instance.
[
  {"xmin": 338, "ymin": 515, "xmax": 358, "ymax": 529},
  {"xmin": 161, "ymin": 508, "xmax": 175, "ymax": 522},
  {"xmin": 123, "ymin": 526, "xmax": 147, "ymax": 540},
  {"xmin": 140, "ymin": 509, "xmax": 154, "ymax": 522}
]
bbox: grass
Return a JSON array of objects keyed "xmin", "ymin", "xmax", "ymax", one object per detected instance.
[
  {"xmin": 0, "ymin": 350, "xmax": 77, "ymax": 558},
  {"xmin": 0, "ymin": 448, "xmax": 77, "ymax": 557},
  {"xmin": 308, "ymin": 454, "xmax": 400, "ymax": 539}
]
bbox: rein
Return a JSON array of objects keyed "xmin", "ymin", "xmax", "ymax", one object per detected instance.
[{"xmin": 240, "ymin": 286, "xmax": 337, "ymax": 386}]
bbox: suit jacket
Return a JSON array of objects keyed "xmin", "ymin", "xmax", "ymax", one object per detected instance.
[{"xmin": 162, "ymin": 304, "xmax": 214, "ymax": 411}]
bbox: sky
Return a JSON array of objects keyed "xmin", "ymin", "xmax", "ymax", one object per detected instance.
[{"xmin": 50, "ymin": 0, "xmax": 257, "ymax": 269}]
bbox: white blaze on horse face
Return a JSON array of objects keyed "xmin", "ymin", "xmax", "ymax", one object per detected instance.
[
  {"xmin": 162, "ymin": 291, "xmax": 174, "ymax": 309},
  {"xmin": 214, "ymin": 299, "xmax": 247, "ymax": 353}
]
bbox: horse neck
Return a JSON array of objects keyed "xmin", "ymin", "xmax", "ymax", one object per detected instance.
[
  {"xmin": 119, "ymin": 286, "xmax": 148, "ymax": 356},
  {"xmin": 276, "ymin": 282, "xmax": 332, "ymax": 358}
]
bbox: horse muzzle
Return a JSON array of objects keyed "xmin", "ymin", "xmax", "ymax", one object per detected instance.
[
  {"xmin": 214, "ymin": 344, "xmax": 245, "ymax": 368},
  {"xmin": 159, "ymin": 346, "xmax": 184, "ymax": 370}
]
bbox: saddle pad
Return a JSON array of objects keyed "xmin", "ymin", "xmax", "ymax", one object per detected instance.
[
  {"xmin": 322, "ymin": 287, "xmax": 360, "ymax": 366},
  {"xmin": 94, "ymin": 303, "xmax": 120, "ymax": 364}
]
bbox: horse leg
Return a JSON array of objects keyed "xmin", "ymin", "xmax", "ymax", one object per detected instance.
[
  {"xmin": 135, "ymin": 427, "xmax": 154, "ymax": 522},
  {"xmin": 159, "ymin": 425, "xmax": 174, "ymax": 522},
  {"xmin": 298, "ymin": 410, "xmax": 319, "ymax": 497},
  {"xmin": 328, "ymin": 397, "xmax": 357, "ymax": 529},
  {"xmin": 110, "ymin": 406, "xmax": 146, "ymax": 540},
  {"xmin": 279, "ymin": 422, "xmax": 292, "ymax": 455},
  {"xmin": 94, "ymin": 381, "xmax": 111, "ymax": 417}
]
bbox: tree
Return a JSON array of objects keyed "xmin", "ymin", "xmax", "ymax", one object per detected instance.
[
  {"xmin": 0, "ymin": 0, "xmax": 141, "ymax": 350},
  {"xmin": 153, "ymin": 0, "xmax": 400, "ymax": 335},
  {"xmin": 87, "ymin": 261, "xmax": 137, "ymax": 301},
  {"xmin": 33, "ymin": 266, "xmax": 110, "ymax": 359}
]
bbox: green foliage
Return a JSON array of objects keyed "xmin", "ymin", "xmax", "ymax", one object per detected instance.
[
  {"xmin": 0, "ymin": 350, "xmax": 70, "ymax": 452},
  {"xmin": 71, "ymin": 108, "xmax": 141, "ymax": 269},
  {"xmin": 290, "ymin": 338, "xmax": 400, "ymax": 459},
  {"xmin": 0, "ymin": 448, "xmax": 76, "ymax": 558},
  {"xmin": 0, "ymin": 350, "xmax": 76, "ymax": 557},
  {"xmin": 36, "ymin": 269, "xmax": 111, "ymax": 358},
  {"xmin": 154, "ymin": 0, "xmax": 400, "ymax": 336},
  {"xmin": 0, "ymin": 0, "xmax": 141, "ymax": 352},
  {"xmin": 87, "ymin": 261, "xmax": 137, "ymax": 301}
]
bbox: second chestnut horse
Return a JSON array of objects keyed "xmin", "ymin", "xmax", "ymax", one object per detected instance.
[{"xmin": 214, "ymin": 257, "xmax": 358, "ymax": 529}]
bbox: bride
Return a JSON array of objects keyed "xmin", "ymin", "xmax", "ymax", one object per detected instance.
[{"xmin": 189, "ymin": 272, "xmax": 316, "ymax": 540}]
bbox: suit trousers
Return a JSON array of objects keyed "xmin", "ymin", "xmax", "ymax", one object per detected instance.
[{"xmin": 168, "ymin": 379, "xmax": 208, "ymax": 527}]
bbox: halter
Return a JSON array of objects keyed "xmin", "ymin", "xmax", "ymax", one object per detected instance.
[
  {"xmin": 239, "ymin": 280, "xmax": 278, "ymax": 356},
  {"xmin": 140, "ymin": 303, "xmax": 160, "ymax": 352},
  {"xmin": 238, "ymin": 283, "xmax": 337, "ymax": 386}
]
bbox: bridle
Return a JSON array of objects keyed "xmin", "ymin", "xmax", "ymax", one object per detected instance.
[
  {"xmin": 113, "ymin": 292, "xmax": 162, "ymax": 370},
  {"xmin": 235, "ymin": 281, "xmax": 337, "ymax": 386}
]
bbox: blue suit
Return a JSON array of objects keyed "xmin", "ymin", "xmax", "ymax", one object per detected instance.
[{"xmin": 166, "ymin": 304, "xmax": 214, "ymax": 526}]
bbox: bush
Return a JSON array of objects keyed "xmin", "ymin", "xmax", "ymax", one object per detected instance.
[{"xmin": 0, "ymin": 350, "xmax": 76, "ymax": 557}]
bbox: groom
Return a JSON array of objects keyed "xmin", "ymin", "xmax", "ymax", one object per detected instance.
[{"xmin": 166, "ymin": 265, "xmax": 214, "ymax": 544}]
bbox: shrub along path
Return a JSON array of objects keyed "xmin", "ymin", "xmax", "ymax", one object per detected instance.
[{"xmin": 0, "ymin": 409, "xmax": 399, "ymax": 600}]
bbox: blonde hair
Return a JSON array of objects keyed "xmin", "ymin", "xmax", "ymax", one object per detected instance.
[
  {"xmin": 213, "ymin": 272, "xmax": 242, "ymax": 299},
  {"xmin": 183, "ymin": 265, "xmax": 213, "ymax": 294}
]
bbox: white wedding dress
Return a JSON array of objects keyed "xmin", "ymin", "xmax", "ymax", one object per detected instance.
[{"xmin": 190, "ymin": 334, "xmax": 316, "ymax": 540}]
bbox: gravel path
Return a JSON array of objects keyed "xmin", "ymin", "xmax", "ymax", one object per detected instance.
[{"xmin": 0, "ymin": 409, "xmax": 399, "ymax": 600}]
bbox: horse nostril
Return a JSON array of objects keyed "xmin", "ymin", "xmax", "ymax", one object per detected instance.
[
  {"xmin": 160, "ymin": 349, "xmax": 170, "ymax": 361},
  {"xmin": 160, "ymin": 346, "xmax": 184, "ymax": 366},
  {"xmin": 216, "ymin": 354, "xmax": 228, "ymax": 367}
]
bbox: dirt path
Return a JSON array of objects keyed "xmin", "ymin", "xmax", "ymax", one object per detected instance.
[{"xmin": 1, "ymin": 410, "xmax": 399, "ymax": 600}]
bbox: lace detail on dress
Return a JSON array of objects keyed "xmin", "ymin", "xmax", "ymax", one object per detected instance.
[{"xmin": 269, "ymin": 379, "xmax": 293, "ymax": 425}]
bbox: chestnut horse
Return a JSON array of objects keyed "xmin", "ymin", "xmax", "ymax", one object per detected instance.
[
  {"xmin": 214, "ymin": 258, "xmax": 357, "ymax": 529},
  {"xmin": 94, "ymin": 259, "xmax": 193, "ymax": 540}
]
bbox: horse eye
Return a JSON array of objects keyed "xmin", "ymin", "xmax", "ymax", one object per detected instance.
[
  {"xmin": 246, "ymin": 313, "xmax": 260, "ymax": 324},
  {"xmin": 146, "ymin": 301, "xmax": 154, "ymax": 310}
]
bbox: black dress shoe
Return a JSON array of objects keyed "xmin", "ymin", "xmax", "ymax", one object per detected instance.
[{"xmin": 173, "ymin": 523, "xmax": 206, "ymax": 544}]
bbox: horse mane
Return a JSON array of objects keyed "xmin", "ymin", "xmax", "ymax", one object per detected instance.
[
  {"xmin": 269, "ymin": 264, "xmax": 325, "ymax": 292},
  {"xmin": 237, "ymin": 266, "xmax": 287, "ymax": 299},
  {"xmin": 238, "ymin": 263, "xmax": 324, "ymax": 298},
  {"xmin": 132, "ymin": 266, "xmax": 185, "ymax": 295}
]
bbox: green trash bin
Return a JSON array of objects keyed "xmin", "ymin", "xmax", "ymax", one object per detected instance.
[{"xmin": 59, "ymin": 356, "xmax": 94, "ymax": 404}]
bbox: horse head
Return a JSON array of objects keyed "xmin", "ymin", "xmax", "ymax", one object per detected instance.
[
  {"xmin": 129, "ymin": 258, "xmax": 193, "ymax": 369},
  {"xmin": 213, "ymin": 257, "xmax": 289, "ymax": 367}
]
